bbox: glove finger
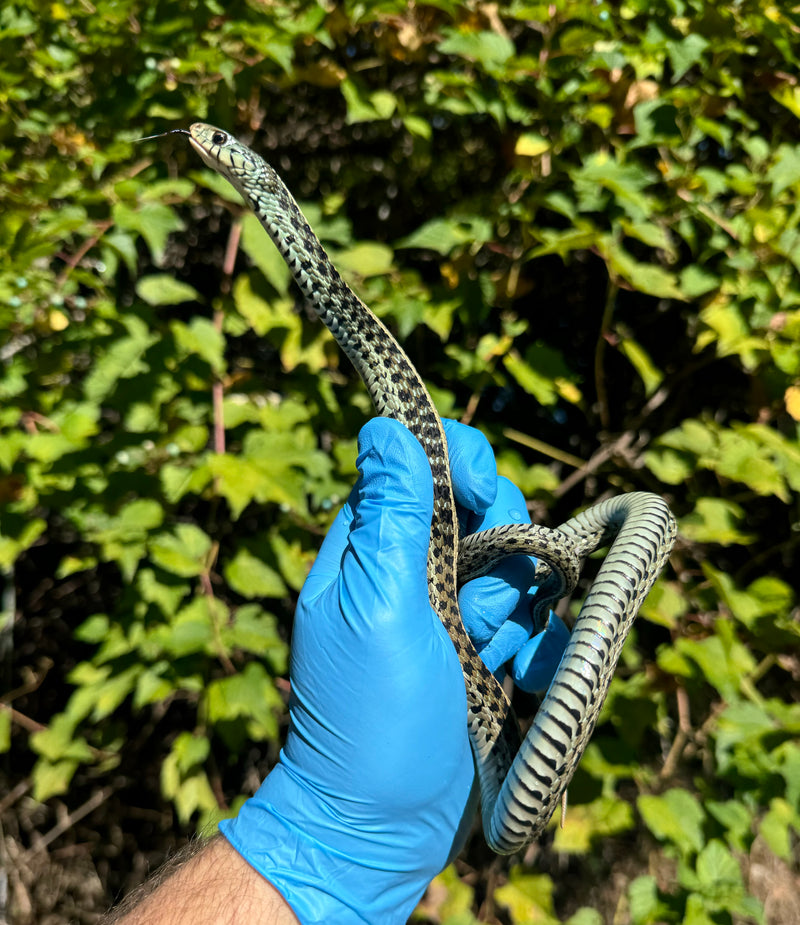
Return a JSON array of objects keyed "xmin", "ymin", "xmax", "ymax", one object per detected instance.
[
  {"xmin": 458, "ymin": 477, "xmax": 571, "ymax": 685},
  {"xmin": 459, "ymin": 477, "xmax": 536, "ymax": 646},
  {"xmin": 511, "ymin": 613, "xmax": 571, "ymax": 693},
  {"xmin": 442, "ymin": 418, "xmax": 497, "ymax": 516},
  {"xmin": 299, "ymin": 417, "xmax": 434, "ymax": 640},
  {"xmin": 467, "ymin": 594, "xmax": 532, "ymax": 675},
  {"xmin": 306, "ymin": 418, "xmax": 498, "ymax": 602}
]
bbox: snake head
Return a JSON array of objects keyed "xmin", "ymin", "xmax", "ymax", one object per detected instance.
[{"xmin": 187, "ymin": 123, "xmax": 235, "ymax": 168}]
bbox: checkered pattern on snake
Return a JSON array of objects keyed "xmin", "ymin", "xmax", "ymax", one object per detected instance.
[{"xmin": 177, "ymin": 123, "xmax": 677, "ymax": 853}]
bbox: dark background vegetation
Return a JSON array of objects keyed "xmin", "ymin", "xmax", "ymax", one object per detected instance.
[{"xmin": 1, "ymin": 1, "xmax": 799, "ymax": 922}]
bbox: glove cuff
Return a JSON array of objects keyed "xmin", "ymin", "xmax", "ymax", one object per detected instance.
[{"xmin": 219, "ymin": 761, "xmax": 431, "ymax": 925}]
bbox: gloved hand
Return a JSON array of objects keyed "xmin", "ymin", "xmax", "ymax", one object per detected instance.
[
  {"xmin": 459, "ymin": 476, "xmax": 571, "ymax": 693},
  {"xmin": 220, "ymin": 417, "xmax": 566, "ymax": 924}
]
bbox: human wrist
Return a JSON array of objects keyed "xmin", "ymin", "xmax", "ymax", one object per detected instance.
[
  {"xmin": 104, "ymin": 836, "xmax": 298, "ymax": 925},
  {"xmin": 219, "ymin": 760, "xmax": 437, "ymax": 925}
]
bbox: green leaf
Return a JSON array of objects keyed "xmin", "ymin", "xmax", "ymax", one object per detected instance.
[
  {"xmin": 31, "ymin": 757, "xmax": 80, "ymax": 802},
  {"xmin": 83, "ymin": 315, "xmax": 159, "ymax": 403},
  {"xmin": 679, "ymin": 497, "xmax": 755, "ymax": 546},
  {"xmin": 149, "ymin": 597, "xmax": 217, "ymax": 658},
  {"xmin": 270, "ymin": 533, "xmax": 316, "ymax": 592},
  {"xmin": 759, "ymin": 798, "xmax": 800, "ymax": 861},
  {"xmin": 515, "ymin": 133, "xmax": 550, "ymax": 157},
  {"xmin": 30, "ymin": 714, "xmax": 94, "ymax": 764},
  {"xmin": 74, "ymin": 613, "xmax": 110, "ymax": 644},
  {"xmin": 494, "ymin": 867, "xmax": 557, "ymax": 925},
  {"xmin": 221, "ymin": 604, "xmax": 287, "ymax": 671},
  {"xmin": 0, "ymin": 518, "xmax": 47, "ymax": 569},
  {"xmin": 334, "ymin": 242, "xmax": 394, "ymax": 278},
  {"xmin": 149, "ymin": 524, "xmax": 213, "ymax": 577},
  {"xmin": 675, "ymin": 620, "xmax": 757, "ymax": 701},
  {"xmin": 678, "ymin": 839, "xmax": 761, "ymax": 921},
  {"xmin": 171, "ymin": 317, "xmax": 226, "ymax": 374},
  {"xmin": 438, "ymin": 29, "xmax": 516, "ymax": 72},
  {"xmin": 680, "ymin": 265, "xmax": 720, "ymax": 298},
  {"xmin": 638, "ymin": 788, "xmax": 706, "ymax": 855},
  {"xmin": 161, "ymin": 732, "xmax": 217, "ymax": 824},
  {"xmin": 112, "ymin": 201, "xmax": 185, "ymax": 263},
  {"xmin": 503, "ymin": 351, "xmax": 559, "ymax": 406},
  {"xmin": 0, "ymin": 708, "xmax": 10, "ymax": 753},
  {"xmin": 565, "ymin": 910, "xmax": 603, "ymax": 925},
  {"xmin": 552, "ymin": 795, "xmax": 634, "ymax": 854},
  {"xmin": 397, "ymin": 216, "xmax": 493, "ymax": 255},
  {"xmin": 639, "ymin": 580, "xmax": 688, "ymax": 629},
  {"xmin": 668, "ymin": 33, "xmax": 709, "ymax": 82},
  {"xmin": 697, "ymin": 302, "xmax": 764, "ymax": 371},
  {"xmin": 118, "ymin": 498, "xmax": 164, "ymax": 533},
  {"xmin": 340, "ymin": 79, "xmax": 397, "ymax": 123},
  {"xmin": 137, "ymin": 568, "xmax": 190, "ymax": 619},
  {"xmin": 190, "ymin": 168, "xmax": 244, "ymax": 206},
  {"xmin": 627, "ymin": 875, "xmax": 672, "ymax": 925},
  {"xmin": 204, "ymin": 661, "xmax": 283, "ymax": 741},
  {"xmin": 134, "ymin": 664, "xmax": 175, "ymax": 708},
  {"xmin": 240, "ymin": 212, "xmax": 292, "ymax": 293},
  {"xmin": 161, "ymin": 462, "xmax": 213, "ymax": 504},
  {"xmin": 233, "ymin": 273, "xmax": 281, "ymax": 337},
  {"xmin": 705, "ymin": 800, "xmax": 752, "ymax": 853},
  {"xmin": 766, "ymin": 144, "xmax": 800, "ymax": 196},
  {"xmin": 89, "ymin": 665, "xmax": 143, "ymax": 721},
  {"xmin": 224, "ymin": 548, "xmax": 287, "ymax": 599},
  {"xmin": 618, "ymin": 337, "xmax": 663, "ymax": 395},
  {"xmin": 600, "ymin": 237, "xmax": 684, "ymax": 299},
  {"xmin": 575, "ymin": 154, "xmax": 656, "ymax": 222},
  {"xmin": 136, "ymin": 274, "xmax": 201, "ymax": 306},
  {"xmin": 170, "ymin": 730, "xmax": 210, "ymax": 773}
]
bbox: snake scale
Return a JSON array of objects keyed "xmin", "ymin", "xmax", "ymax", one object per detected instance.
[{"xmin": 145, "ymin": 123, "xmax": 677, "ymax": 854}]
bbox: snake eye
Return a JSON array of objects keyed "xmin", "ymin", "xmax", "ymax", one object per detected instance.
[{"xmin": 211, "ymin": 131, "xmax": 227, "ymax": 146}]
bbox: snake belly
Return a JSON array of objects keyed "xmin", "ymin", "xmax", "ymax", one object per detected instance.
[{"xmin": 174, "ymin": 122, "xmax": 677, "ymax": 854}]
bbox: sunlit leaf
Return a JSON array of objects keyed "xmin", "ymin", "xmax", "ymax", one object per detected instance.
[
  {"xmin": 638, "ymin": 789, "xmax": 705, "ymax": 855},
  {"xmin": 224, "ymin": 547, "xmax": 287, "ymax": 599},
  {"xmin": 136, "ymin": 274, "xmax": 202, "ymax": 306}
]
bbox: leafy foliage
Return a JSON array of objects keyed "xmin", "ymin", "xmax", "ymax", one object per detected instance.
[{"xmin": 1, "ymin": 0, "xmax": 799, "ymax": 921}]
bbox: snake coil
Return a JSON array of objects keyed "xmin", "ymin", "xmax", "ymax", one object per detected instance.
[{"xmin": 153, "ymin": 123, "xmax": 677, "ymax": 853}]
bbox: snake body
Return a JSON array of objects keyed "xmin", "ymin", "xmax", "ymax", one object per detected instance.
[{"xmin": 166, "ymin": 122, "xmax": 677, "ymax": 854}]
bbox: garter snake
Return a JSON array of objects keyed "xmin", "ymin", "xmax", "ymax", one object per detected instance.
[{"xmin": 143, "ymin": 123, "xmax": 677, "ymax": 854}]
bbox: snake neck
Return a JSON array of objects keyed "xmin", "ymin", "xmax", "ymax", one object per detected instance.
[
  {"xmin": 231, "ymin": 152, "xmax": 468, "ymax": 605},
  {"xmin": 239, "ymin": 157, "xmax": 442, "ymax": 440}
]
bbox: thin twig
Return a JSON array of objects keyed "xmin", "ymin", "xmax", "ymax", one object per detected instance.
[
  {"xmin": 211, "ymin": 219, "xmax": 242, "ymax": 456},
  {"xmin": 554, "ymin": 431, "xmax": 634, "ymax": 498},
  {"xmin": 55, "ymin": 220, "xmax": 114, "ymax": 288},
  {"xmin": 0, "ymin": 703, "xmax": 46, "ymax": 734},
  {"xmin": 503, "ymin": 427, "xmax": 585, "ymax": 469},
  {"xmin": 1, "ymin": 659, "xmax": 53, "ymax": 705},
  {"xmin": 31, "ymin": 787, "xmax": 114, "ymax": 854},
  {"xmin": 594, "ymin": 277, "xmax": 618, "ymax": 431},
  {"xmin": 460, "ymin": 390, "xmax": 481, "ymax": 426},
  {"xmin": 0, "ymin": 779, "xmax": 31, "ymax": 816},
  {"xmin": 200, "ymin": 542, "xmax": 236, "ymax": 677},
  {"xmin": 660, "ymin": 685, "xmax": 691, "ymax": 779},
  {"xmin": 553, "ymin": 384, "xmax": 671, "ymax": 498}
]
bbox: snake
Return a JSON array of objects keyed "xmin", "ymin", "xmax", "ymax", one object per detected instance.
[{"xmin": 142, "ymin": 122, "xmax": 677, "ymax": 854}]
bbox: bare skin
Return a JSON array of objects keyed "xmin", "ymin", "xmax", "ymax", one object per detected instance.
[{"xmin": 102, "ymin": 836, "xmax": 298, "ymax": 925}]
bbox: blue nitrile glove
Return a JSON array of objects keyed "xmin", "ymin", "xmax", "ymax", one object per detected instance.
[
  {"xmin": 220, "ymin": 417, "xmax": 566, "ymax": 924},
  {"xmin": 458, "ymin": 476, "xmax": 571, "ymax": 693}
]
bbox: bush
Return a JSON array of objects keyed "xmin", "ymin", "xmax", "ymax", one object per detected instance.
[{"xmin": 1, "ymin": 0, "xmax": 798, "ymax": 921}]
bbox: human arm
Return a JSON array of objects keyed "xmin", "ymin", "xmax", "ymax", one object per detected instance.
[{"xmin": 101, "ymin": 836, "xmax": 298, "ymax": 924}]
